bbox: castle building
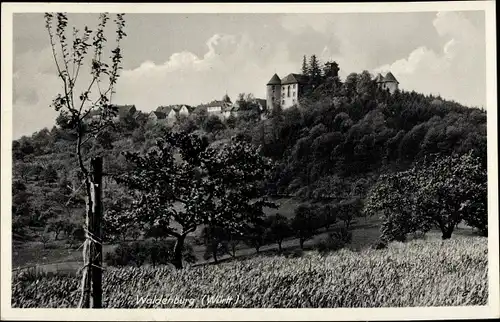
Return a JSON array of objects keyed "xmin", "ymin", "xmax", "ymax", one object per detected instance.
[
  {"xmin": 375, "ymin": 72, "xmax": 399, "ymax": 94},
  {"xmin": 266, "ymin": 73, "xmax": 309, "ymax": 110}
]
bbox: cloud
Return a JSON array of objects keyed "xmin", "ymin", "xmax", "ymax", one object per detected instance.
[
  {"xmin": 113, "ymin": 33, "xmax": 297, "ymax": 110},
  {"xmin": 373, "ymin": 11, "xmax": 486, "ymax": 109},
  {"xmin": 12, "ymin": 32, "xmax": 299, "ymax": 138}
]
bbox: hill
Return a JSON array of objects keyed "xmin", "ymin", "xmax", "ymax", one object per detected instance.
[{"xmin": 11, "ymin": 70, "xmax": 487, "ymax": 246}]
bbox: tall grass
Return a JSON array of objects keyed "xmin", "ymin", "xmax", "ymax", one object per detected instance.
[{"xmin": 12, "ymin": 237, "xmax": 488, "ymax": 308}]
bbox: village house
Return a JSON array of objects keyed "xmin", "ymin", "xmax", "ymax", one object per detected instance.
[
  {"xmin": 147, "ymin": 110, "xmax": 167, "ymax": 125},
  {"xmin": 112, "ymin": 105, "xmax": 137, "ymax": 122},
  {"xmin": 155, "ymin": 104, "xmax": 195, "ymax": 125}
]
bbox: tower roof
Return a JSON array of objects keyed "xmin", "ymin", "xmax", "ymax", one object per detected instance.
[
  {"xmin": 281, "ymin": 73, "xmax": 308, "ymax": 85},
  {"xmin": 267, "ymin": 73, "xmax": 281, "ymax": 85},
  {"xmin": 384, "ymin": 72, "xmax": 399, "ymax": 83},
  {"xmin": 374, "ymin": 73, "xmax": 384, "ymax": 83}
]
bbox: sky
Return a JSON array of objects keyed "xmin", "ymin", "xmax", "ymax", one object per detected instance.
[{"xmin": 12, "ymin": 10, "xmax": 487, "ymax": 139}]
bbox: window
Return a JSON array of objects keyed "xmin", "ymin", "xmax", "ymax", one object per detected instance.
[
  {"xmin": 282, "ymin": 86, "xmax": 285, "ymax": 91},
  {"xmin": 293, "ymin": 84, "xmax": 296, "ymax": 89},
  {"xmin": 293, "ymin": 91, "xmax": 296, "ymax": 97},
  {"xmin": 282, "ymin": 100, "xmax": 285, "ymax": 105},
  {"xmin": 287, "ymin": 86, "xmax": 290, "ymax": 97}
]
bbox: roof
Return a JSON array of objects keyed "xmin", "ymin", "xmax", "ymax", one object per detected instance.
[
  {"xmin": 150, "ymin": 111, "xmax": 166, "ymax": 119},
  {"xmin": 383, "ymin": 72, "xmax": 399, "ymax": 83},
  {"xmin": 222, "ymin": 94, "xmax": 232, "ymax": 103},
  {"xmin": 157, "ymin": 105, "xmax": 175, "ymax": 114},
  {"xmin": 374, "ymin": 73, "xmax": 384, "ymax": 83},
  {"xmin": 156, "ymin": 104, "xmax": 194, "ymax": 115},
  {"xmin": 267, "ymin": 73, "xmax": 281, "ymax": 85},
  {"xmin": 116, "ymin": 105, "xmax": 136, "ymax": 118},
  {"xmin": 281, "ymin": 73, "xmax": 308, "ymax": 85}
]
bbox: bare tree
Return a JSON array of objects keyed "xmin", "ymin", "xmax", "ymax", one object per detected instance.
[{"xmin": 44, "ymin": 12, "xmax": 126, "ymax": 308}]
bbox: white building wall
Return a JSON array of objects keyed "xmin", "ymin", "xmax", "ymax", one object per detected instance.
[{"xmin": 280, "ymin": 83, "xmax": 299, "ymax": 109}]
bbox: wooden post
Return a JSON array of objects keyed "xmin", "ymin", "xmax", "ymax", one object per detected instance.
[{"xmin": 90, "ymin": 157, "xmax": 103, "ymax": 308}]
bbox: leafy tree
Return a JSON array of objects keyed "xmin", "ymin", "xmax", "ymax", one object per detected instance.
[
  {"xmin": 364, "ymin": 167, "xmax": 430, "ymax": 242},
  {"xmin": 203, "ymin": 115, "xmax": 226, "ymax": 134},
  {"xmin": 244, "ymin": 218, "xmax": 269, "ymax": 254},
  {"xmin": 47, "ymin": 218, "xmax": 69, "ymax": 240},
  {"xmin": 291, "ymin": 204, "xmax": 319, "ymax": 249},
  {"xmin": 265, "ymin": 213, "xmax": 292, "ymax": 252},
  {"xmin": 415, "ymin": 152, "xmax": 487, "ymax": 238},
  {"xmin": 116, "ymin": 132, "xmax": 275, "ymax": 269},
  {"xmin": 43, "ymin": 164, "xmax": 59, "ymax": 183},
  {"xmin": 201, "ymin": 225, "xmax": 229, "ymax": 263},
  {"xmin": 319, "ymin": 204, "xmax": 337, "ymax": 230},
  {"xmin": 337, "ymin": 197, "xmax": 363, "ymax": 230}
]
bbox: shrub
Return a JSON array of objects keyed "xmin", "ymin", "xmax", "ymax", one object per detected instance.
[
  {"xmin": 316, "ymin": 234, "xmax": 346, "ymax": 255},
  {"xmin": 105, "ymin": 240, "xmax": 196, "ymax": 267},
  {"xmin": 331, "ymin": 227, "xmax": 352, "ymax": 244},
  {"xmin": 371, "ymin": 239, "xmax": 388, "ymax": 250}
]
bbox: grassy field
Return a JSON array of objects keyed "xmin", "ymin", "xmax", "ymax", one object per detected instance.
[{"xmin": 12, "ymin": 236, "xmax": 488, "ymax": 308}]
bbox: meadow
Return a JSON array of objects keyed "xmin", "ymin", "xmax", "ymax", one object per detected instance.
[{"xmin": 12, "ymin": 236, "xmax": 488, "ymax": 308}]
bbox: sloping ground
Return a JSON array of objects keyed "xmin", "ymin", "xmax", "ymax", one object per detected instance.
[{"xmin": 12, "ymin": 236, "xmax": 488, "ymax": 308}]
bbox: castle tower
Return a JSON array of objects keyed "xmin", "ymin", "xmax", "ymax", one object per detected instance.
[
  {"xmin": 266, "ymin": 73, "xmax": 281, "ymax": 111},
  {"xmin": 375, "ymin": 72, "xmax": 399, "ymax": 94},
  {"xmin": 383, "ymin": 72, "xmax": 399, "ymax": 94}
]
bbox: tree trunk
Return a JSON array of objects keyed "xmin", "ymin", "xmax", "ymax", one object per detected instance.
[
  {"xmin": 172, "ymin": 234, "xmax": 186, "ymax": 270},
  {"xmin": 90, "ymin": 157, "xmax": 103, "ymax": 309},
  {"xmin": 299, "ymin": 238, "xmax": 304, "ymax": 249},
  {"xmin": 212, "ymin": 244, "xmax": 218, "ymax": 264},
  {"xmin": 441, "ymin": 230, "xmax": 453, "ymax": 240},
  {"xmin": 78, "ymin": 176, "xmax": 92, "ymax": 309},
  {"xmin": 278, "ymin": 241, "xmax": 282, "ymax": 253}
]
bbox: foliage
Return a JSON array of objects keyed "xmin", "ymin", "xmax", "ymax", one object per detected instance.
[
  {"xmin": 365, "ymin": 151, "xmax": 487, "ymax": 241},
  {"xmin": 291, "ymin": 204, "xmax": 319, "ymax": 249},
  {"xmin": 104, "ymin": 240, "xmax": 195, "ymax": 267},
  {"xmin": 264, "ymin": 213, "xmax": 292, "ymax": 252},
  {"xmin": 115, "ymin": 131, "xmax": 275, "ymax": 269},
  {"xmin": 13, "ymin": 237, "xmax": 488, "ymax": 308}
]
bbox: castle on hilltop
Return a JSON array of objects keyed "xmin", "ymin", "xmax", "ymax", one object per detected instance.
[
  {"xmin": 266, "ymin": 65, "xmax": 399, "ymax": 111},
  {"xmin": 374, "ymin": 72, "xmax": 399, "ymax": 94}
]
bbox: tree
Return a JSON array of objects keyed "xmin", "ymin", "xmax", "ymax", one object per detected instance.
[
  {"xmin": 203, "ymin": 115, "xmax": 226, "ymax": 134},
  {"xmin": 47, "ymin": 218, "xmax": 68, "ymax": 240},
  {"xmin": 337, "ymin": 197, "xmax": 363, "ymax": 230},
  {"xmin": 308, "ymin": 54, "xmax": 322, "ymax": 92},
  {"xmin": 365, "ymin": 151, "xmax": 486, "ymax": 241},
  {"xmin": 301, "ymin": 55, "xmax": 308, "ymax": 75},
  {"xmin": 201, "ymin": 225, "xmax": 228, "ymax": 264},
  {"xmin": 291, "ymin": 204, "xmax": 319, "ymax": 249},
  {"xmin": 244, "ymin": 218, "xmax": 269, "ymax": 254},
  {"xmin": 319, "ymin": 204, "xmax": 337, "ymax": 230},
  {"xmin": 116, "ymin": 132, "xmax": 275, "ymax": 269},
  {"xmin": 43, "ymin": 164, "xmax": 59, "ymax": 183},
  {"xmin": 415, "ymin": 152, "xmax": 487, "ymax": 238},
  {"xmin": 364, "ymin": 167, "xmax": 429, "ymax": 242},
  {"xmin": 44, "ymin": 12, "xmax": 127, "ymax": 308},
  {"xmin": 265, "ymin": 213, "xmax": 292, "ymax": 252}
]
